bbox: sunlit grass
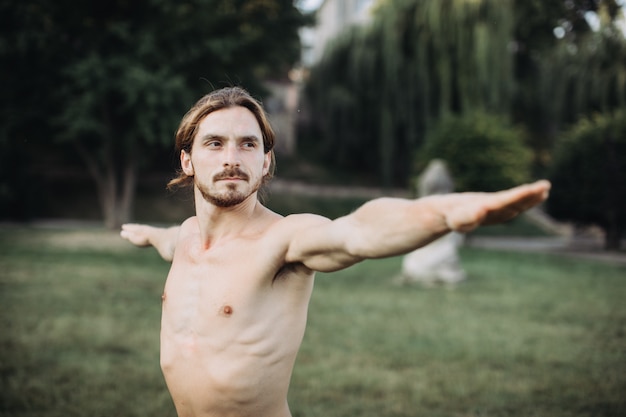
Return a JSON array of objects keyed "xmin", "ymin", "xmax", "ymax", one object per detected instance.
[
  {"xmin": 0, "ymin": 227, "xmax": 172, "ymax": 416},
  {"xmin": 1, "ymin": 226, "xmax": 624, "ymax": 417},
  {"xmin": 291, "ymin": 251, "xmax": 625, "ymax": 417}
]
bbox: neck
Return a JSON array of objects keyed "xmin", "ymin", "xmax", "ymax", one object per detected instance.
[{"xmin": 193, "ymin": 190, "xmax": 262, "ymax": 245}]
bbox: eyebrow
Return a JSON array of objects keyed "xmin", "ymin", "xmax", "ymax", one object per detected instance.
[{"xmin": 199, "ymin": 134, "xmax": 262, "ymax": 143}]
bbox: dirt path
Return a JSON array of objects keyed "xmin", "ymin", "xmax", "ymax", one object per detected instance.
[{"xmin": 466, "ymin": 235, "xmax": 626, "ymax": 266}]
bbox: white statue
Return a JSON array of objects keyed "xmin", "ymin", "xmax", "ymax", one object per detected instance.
[{"xmin": 398, "ymin": 160, "xmax": 467, "ymax": 286}]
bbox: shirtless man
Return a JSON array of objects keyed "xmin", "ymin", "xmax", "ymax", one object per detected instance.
[{"xmin": 120, "ymin": 86, "xmax": 551, "ymax": 417}]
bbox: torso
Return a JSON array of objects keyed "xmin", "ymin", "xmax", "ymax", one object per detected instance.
[{"xmin": 159, "ymin": 214, "xmax": 316, "ymax": 417}]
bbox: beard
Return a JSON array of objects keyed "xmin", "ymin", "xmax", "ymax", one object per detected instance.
[{"xmin": 196, "ymin": 167, "xmax": 262, "ymax": 207}]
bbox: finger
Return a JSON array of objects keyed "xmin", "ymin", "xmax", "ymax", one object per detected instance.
[
  {"xmin": 489, "ymin": 180, "xmax": 551, "ymax": 211},
  {"xmin": 480, "ymin": 181, "xmax": 549, "ymax": 225}
]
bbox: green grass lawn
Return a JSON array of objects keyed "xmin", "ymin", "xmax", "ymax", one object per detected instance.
[{"xmin": 0, "ymin": 226, "xmax": 624, "ymax": 417}]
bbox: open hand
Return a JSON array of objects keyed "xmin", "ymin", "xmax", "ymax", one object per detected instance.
[
  {"xmin": 445, "ymin": 180, "xmax": 551, "ymax": 233},
  {"xmin": 120, "ymin": 223, "xmax": 154, "ymax": 247}
]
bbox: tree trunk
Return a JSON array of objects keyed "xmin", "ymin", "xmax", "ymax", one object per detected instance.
[
  {"xmin": 604, "ymin": 211, "xmax": 623, "ymax": 251},
  {"xmin": 604, "ymin": 227, "xmax": 623, "ymax": 251},
  {"xmin": 101, "ymin": 175, "xmax": 118, "ymax": 230},
  {"xmin": 75, "ymin": 139, "xmax": 138, "ymax": 230},
  {"xmin": 97, "ymin": 165, "xmax": 137, "ymax": 230},
  {"xmin": 117, "ymin": 150, "xmax": 138, "ymax": 228}
]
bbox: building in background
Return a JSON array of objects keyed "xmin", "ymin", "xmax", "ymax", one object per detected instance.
[
  {"xmin": 302, "ymin": 0, "xmax": 376, "ymax": 67},
  {"xmin": 268, "ymin": 0, "xmax": 377, "ymax": 156}
]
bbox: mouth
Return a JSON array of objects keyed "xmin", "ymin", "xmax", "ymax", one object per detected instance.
[
  {"xmin": 214, "ymin": 169, "xmax": 249, "ymax": 182},
  {"xmin": 219, "ymin": 176, "xmax": 245, "ymax": 181}
]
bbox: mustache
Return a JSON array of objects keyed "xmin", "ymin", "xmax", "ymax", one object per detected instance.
[{"xmin": 213, "ymin": 168, "xmax": 249, "ymax": 181}]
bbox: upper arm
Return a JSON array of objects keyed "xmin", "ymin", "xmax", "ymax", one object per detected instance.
[
  {"xmin": 282, "ymin": 197, "xmax": 447, "ymax": 272},
  {"xmin": 155, "ymin": 217, "xmax": 196, "ymax": 262},
  {"xmin": 283, "ymin": 214, "xmax": 365, "ymax": 273},
  {"xmin": 157, "ymin": 226, "xmax": 181, "ymax": 262}
]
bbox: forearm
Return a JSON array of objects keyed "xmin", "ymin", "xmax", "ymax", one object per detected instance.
[
  {"xmin": 120, "ymin": 224, "xmax": 179, "ymax": 262},
  {"xmin": 343, "ymin": 180, "xmax": 550, "ymax": 260}
]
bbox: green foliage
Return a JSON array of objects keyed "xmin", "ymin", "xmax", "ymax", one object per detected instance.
[
  {"xmin": 304, "ymin": 0, "xmax": 515, "ymax": 188},
  {"xmin": 2, "ymin": 227, "xmax": 625, "ymax": 416},
  {"xmin": 512, "ymin": 0, "xmax": 619, "ymax": 58},
  {"xmin": 0, "ymin": 0, "xmax": 306, "ymax": 226},
  {"xmin": 303, "ymin": 0, "xmax": 624, "ymax": 186},
  {"xmin": 415, "ymin": 112, "xmax": 532, "ymax": 192},
  {"xmin": 547, "ymin": 109, "xmax": 626, "ymax": 249},
  {"xmin": 267, "ymin": 193, "xmax": 368, "ymax": 219},
  {"xmin": 514, "ymin": 0, "xmax": 625, "ymax": 168},
  {"xmin": 540, "ymin": 16, "xmax": 626, "ymax": 129}
]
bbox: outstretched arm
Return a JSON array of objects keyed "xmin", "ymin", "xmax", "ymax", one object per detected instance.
[
  {"xmin": 286, "ymin": 180, "xmax": 551, "ymax": 272},
  {"xmin": 120, "ymin": 224, "xmax": 180, "ymax": 262}
]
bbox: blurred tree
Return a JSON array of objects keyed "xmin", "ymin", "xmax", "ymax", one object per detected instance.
[
  {"xmin": 303, "ymin": 0, "xmax": 624, "ymax": 187},
  {"xmin": 415, "ymin": 112, "xmax": 532, "ymax": 192},
  {"xmin": 0, "ymin": 0, "xmax": 305, "ymax": 228},
  {"xmin": 511, "ymin": 0, "xmax": 623, "ymax": 172},
  {"xmin": 539, "ymin": 4, "xmax": 626, "ymax": 128},
  {"xmin": 0, "ymin": 0, "xmax": 65, "ymax": 220},
  {"xmin": 305, "ymin": 0, "xmax": 515, "ymax": 188},
  {"xmin": 547, "ymin": 110, "xmax": 626, "ymax": 250}
]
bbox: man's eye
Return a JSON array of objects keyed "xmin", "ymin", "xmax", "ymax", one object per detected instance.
[
  {"xmin": 207, "ymin": 141, "xmax": 221, "ymax": 148},
  {"xmin": 243, "ymin": 142, "xmax": 256, "ymax": 148}
]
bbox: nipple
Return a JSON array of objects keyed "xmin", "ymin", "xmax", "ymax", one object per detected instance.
[
  {"xmin": 161, "ymin": 292, "xmax": 166, "ymax": 302},
  {"xmin": 221, "ymin": 305, "xmax": 233, "ymax": 316}
]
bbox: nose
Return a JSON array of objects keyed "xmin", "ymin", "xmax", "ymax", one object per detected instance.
[{"xmin": 223, "ymin": 142, "xmax": 241, "ymax": 167}]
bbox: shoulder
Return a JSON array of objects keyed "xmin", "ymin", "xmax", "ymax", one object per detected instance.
[
  {"xmin": 177, "ymin": 216, "xmax": 199, "ymax": 241},
  {"xmin": 266, "ymin": 213, "xmax": 333, "ymax": 257},
  {"xmin": 180, "ymin": 216, "xmax": 199, "ymax": 229},
  {"xmin": 270, "ymin": 213, "xmax": 332, "ymax": 236},
  {"xmin": 257, "ymin": 213, "xmax": 332, "ymax": 255},
  {"xmin": 256, "ymin": 213, "xmax": 331, "ymax": 275}
]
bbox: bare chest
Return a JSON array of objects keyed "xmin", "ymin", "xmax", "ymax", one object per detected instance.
[
  {"xmin": 161, "ymin": 240, "xmax": 313, "ymax": 342},
  {"xmin": 157, "ymin": 231, "xmax": 314, "ymax": 414},
  {"xmin": 163, "ymin": 250, "xmax": 272, "ymax": 324}
]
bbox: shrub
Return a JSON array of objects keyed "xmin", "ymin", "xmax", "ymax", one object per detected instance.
[
  {"xmin": 415, "ymin": 112, "xmax": 532, "ymax": 192},
  {"xmin": 547, "ymin": 110, "xmax": 626, "ymax": 250}
]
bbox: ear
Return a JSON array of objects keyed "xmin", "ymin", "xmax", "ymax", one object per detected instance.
[
  {"xmin": 262, "ymin": 151, "xmax": 271, "ymax": 176},
  {"xmin": 181, "ymin": 150, "xmax": 194, "ymax": 176}
]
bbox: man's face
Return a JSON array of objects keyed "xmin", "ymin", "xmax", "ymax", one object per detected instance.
[{"xmin": 181, "ymin": 106, "xmax": 271, "ymax": 207}]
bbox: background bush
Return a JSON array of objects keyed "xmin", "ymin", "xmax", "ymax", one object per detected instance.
[
  {"xmin": 414, "ymin": 112, "xmax": 533, "ymax": 192},
  {"xmin": 547, "ymin": 109, "xmax": 626, "ymax": 250}
]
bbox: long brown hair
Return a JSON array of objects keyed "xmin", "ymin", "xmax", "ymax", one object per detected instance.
[{"xmin": 167, "ymin": 87, "xmax": 276, "ymax": 190}]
